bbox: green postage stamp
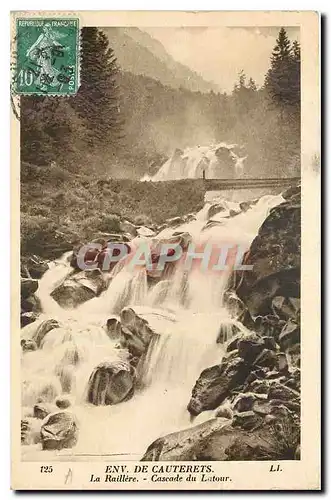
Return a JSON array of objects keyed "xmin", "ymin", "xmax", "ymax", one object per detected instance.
[{"xmin": 14, "ymin": 18, "xmax": 79, "ymax": 95}]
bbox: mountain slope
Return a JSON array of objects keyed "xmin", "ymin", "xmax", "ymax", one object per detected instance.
[{"xmin": 103, "ymin": 27, "xmax": 220, "ymax": 93}]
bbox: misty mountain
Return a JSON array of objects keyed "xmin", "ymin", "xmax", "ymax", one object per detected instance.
[{"xmin": 103, "ymin": 27, "xmax": 220, "ymax": 93}]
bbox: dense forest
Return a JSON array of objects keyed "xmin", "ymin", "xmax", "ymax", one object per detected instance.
[{"xmin": 20, "ymin": 27, "xmax": 300, "ymax": 179}]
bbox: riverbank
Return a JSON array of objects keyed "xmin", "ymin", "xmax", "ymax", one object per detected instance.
[{"xmin": 21, "ymin": 162, "xmax": 206, "ymax": 261}]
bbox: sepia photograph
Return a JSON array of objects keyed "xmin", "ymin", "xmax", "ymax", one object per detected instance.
[{"xmin": 11, "ymin": 10, "xmax": 320, "ymax": 490}]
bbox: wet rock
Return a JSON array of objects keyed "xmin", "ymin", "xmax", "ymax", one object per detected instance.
[
  {"xmin": 21, "ymin": 338, "xmax": 37, "ymax": 352},
  {"xmin": 165, "ymin": 216, "xmax": 186, "ymax": 227},
  {"xmin": 295, "ymin": 445, "xmax": 301, "ymax": 460},
  {"xmin": 21, "ymin": 278, "xmax": 38, "ymax": 299},
  {"xmin": 86, "ymin": 360, "xmax": 135, "ymax": 406},
  {"xmin": 137, "ymin": 226, "xmax": 156, "ymax": 238},
  {"xmin": 279, "ymin": 319, "xmax": 300, "ymax": 350},
  {"xmin": 253, "ymin": 401, "xmax": 273, "ymax": 416},
  {"xmin": 236, "ymin": 193, "xmax": 300, "ymax": 318},
  {"xmin": 119, "ymin": 220, "xmax": 138, "ymax": 236},
  {"xmin": 268, "ymin": 382, "xmax": 300, "ymax": 402},
  {"xmin": 276, "ymin": 352, "xmax": 289, "ymax": 373},
  {"xmin": 215, "ymin": 403, "xmax": 233, "ymax": 419},
  {"xmin": 255, "ymin": 314, "xmax": 285, "ymax": 340},
  {"xmin": 237, "ymin": 334, "xmax": 264, "ymax": 364},
  {"xmin": 253, "ymin": 349, "xmax": 278, "ymax": 369},
  {"xmin": 188, "ymin": 357, "xmax": 251, "ymax": 416},
  {"xmin": 33, "ymin": 403, "xmax": 55, "ymax": 420},
  {"xmin": 22, "ymin": 376, "xmax": 62, "ymax": 407},
  {"xmin": 32, "ymin": 319, "xmax": 60, "ymax": 348},
  {"xmin": 223, "ymin": 428, "xmax": 275, "ymax": 460},
  {"xmin": 269, "ymin": 398, "xmax": 300, "ymax": 414},
  {"xmin": 51, "ymin": 269, "xmax": 107, "ymax": 308},
  {"xmin": 120, "ymin": 306, "xmax": 176, "ymax": 358},
  {"xmin": 55, "ymin": 397, "xmax": 71, "ymax": 409},
  {"xmin": 223, "ymin": 291, "xmax": 247, "ymax": 319},
  {"xmin": 232, "ymin": 410, "xmax": 263, "ymax": 430},
  {"xmin": 40, "ymin": 411, "xmax": 78, "ymax": 450},
  {"xmin": 262, "ymin": 336, "xmax": 278, "ymax": 351},
  {"xmin": 21, "ymin": 294, "xmax": 42, "ymax": 314},
  {"xmin": 142, "ymin": 418, "xmax": 228, "ymax": 461},
  {"xmin": 21, "ymin": 312, "xmax": 39, "ymax": 328},
  {"xmin": 287, "ymin": 343, "xmax": 300, "ymax": 368},
  {"xmin": 271, "ymin": 296, "xmax": 300, "ymax": 321},
  {"xmin": 21, "ymin": 255, "xmax": 49, "ymax": 279},
  {"xmin": 106, "ymin": 316, "xmax": 121, "ymax": 340},
  {"xmin": 217, "ymin": 322, "xmax": 242, "ymax": 344},
  {"xmin": 232, "ymin": 394, "xmax": 255, "ymax": 413},
  {"xmin": 269, "ymin": 404, "xmax": 293, "ymax": 420}
]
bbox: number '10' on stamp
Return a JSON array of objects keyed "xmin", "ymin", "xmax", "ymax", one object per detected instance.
[{"xmin": 15, "ymin": 18, "xmax": 80, "ymax": 95}]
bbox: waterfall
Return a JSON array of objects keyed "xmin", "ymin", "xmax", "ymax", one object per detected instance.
[
  {"xmin": 144, "ymin": 143, "xmax": 246, "ymax": 181},
  {"xmin": 21, "ymin": 191, "xmax": 283, "ymax": 460}
]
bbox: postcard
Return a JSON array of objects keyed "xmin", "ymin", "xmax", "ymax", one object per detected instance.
[{"xmin": 11, "ymin": 10, "xmax": 320, "ymax": 490}]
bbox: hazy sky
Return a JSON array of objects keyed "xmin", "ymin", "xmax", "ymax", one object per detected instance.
[{"xmin": 143, "ymin": 27, "xmax": 300, "ymax": 93}]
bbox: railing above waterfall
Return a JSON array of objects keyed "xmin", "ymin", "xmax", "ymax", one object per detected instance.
[{"xmin": 201, "ymin": 176, "xmax": 300, "ymax": 191}]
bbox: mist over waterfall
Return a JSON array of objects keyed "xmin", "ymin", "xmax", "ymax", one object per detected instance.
[
  {"xmin": 142, "ymin": 143, "xmax": 247, "ymax": 181},
  {"xmin": 21, "ymin": 192, "xmax": 284, "ymax": 460}
]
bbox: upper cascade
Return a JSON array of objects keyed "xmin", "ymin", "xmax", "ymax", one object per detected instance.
[{"xmin": 142, "ymin": 143, "xmax": 247, "ymax": 182}]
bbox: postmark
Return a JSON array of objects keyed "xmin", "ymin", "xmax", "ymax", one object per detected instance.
[{"xmin": 14, "ymin": 18, "xmax": 79, "ymax": 95}]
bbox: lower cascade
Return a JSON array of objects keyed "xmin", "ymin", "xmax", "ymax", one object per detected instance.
[{"xmin": 21, "ymin": 192, "xmax": 286, "ymax": 460}]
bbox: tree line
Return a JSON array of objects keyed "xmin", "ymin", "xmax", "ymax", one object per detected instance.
[{"xmin": 20, "ymin": 27, "xmax": 300, "ymax": 179}]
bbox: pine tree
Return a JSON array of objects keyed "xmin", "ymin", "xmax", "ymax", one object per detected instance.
[
  {"xmin": 248, "ymin": 77, "xmax": 257, "ymax": 92},
  {"xmin": 73, "ymin": 27, "xmax": 123, "ymax": 149},
  {"xmin": 265, "ymin": 28, "xmax": 299, "ymax": 108}
]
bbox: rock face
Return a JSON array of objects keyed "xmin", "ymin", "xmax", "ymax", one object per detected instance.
[
  {"xmin": 187, "ymin": 333, "xmax": 280, "ymax": 417},
  {"xmin": 40, "ymin": 411, "xmax": 78, "ymax": 450},
  {"xmin": 120, "ymin": 306, "xmax": 176, "ymax": 358},
  {"xmin": 142, "ymin": 415, "xmax": 299, "ymax": 462},
  {"xmin": 86, "ymin": 360, "xmax": 135, "ymax": 405},
  {"xmin": 51, "ymin": 269, "xmax": 107, "ymax": 308},
  {"xmin": 236, "ymin": 188, "xmax": 300, "ymax": 318},
  {"xmin": 188, "ymin": 357, "xmax": 251, "ymax": 416}
]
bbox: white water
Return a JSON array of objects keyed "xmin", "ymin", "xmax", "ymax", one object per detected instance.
[
  {"xmin": 142, "ymin": 143, "xmax": 246, "ymax": 181},
  {"xmin": 21, "ymin": 192, "xmax": 284, "ymax": 460}
]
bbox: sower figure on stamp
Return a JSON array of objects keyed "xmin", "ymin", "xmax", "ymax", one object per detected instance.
[{"xmin": 26, "ymin": 24, "xmax": 66, "ymax": 91}]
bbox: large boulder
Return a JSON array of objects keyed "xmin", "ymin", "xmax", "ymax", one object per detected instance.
[
  {"xmin": 142, "ymin": 418, "xmax": 229, "ymax": 461},
  {"xmin": 120, "ymin": 306, "xmax": 176, "ymax": 358},
  {"xmin": 40, "ymin": 411, "xmax": 78, "ymax": 450},
  {"xmin": 51, "ymin": 269, "xmax": 107, "ymax": 308},
  {"xmin": 105, "ymin": 316, "xmax": 121, "ymax": 340},
  {"xmin": 278, "ymin": 319, "xmax": 300, "ymax": 351},
  {"xmin": 187, "ymin": 357, "xmax": 251, "ymax": 416},
  {"xmin": 86, "ymin": 360, "xmax": 135, "ymax": 405},
  {"xmin": 142, "ymin": 414, "xmax": 300, "ymax": 462}
]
